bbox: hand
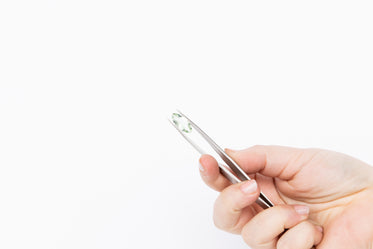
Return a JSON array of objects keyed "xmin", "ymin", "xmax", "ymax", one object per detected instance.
[{"xmin": 199, "ymin": 145, "xmax": 373, "ymax": 249}]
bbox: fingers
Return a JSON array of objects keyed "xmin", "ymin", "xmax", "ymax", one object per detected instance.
[
  {"xmin": 226, "ymin": 145, "xmax": 319, "ymax": 180},
  {"xmin": 199, "ymin": 145, "xmax": 317, "ymax": 191},
  {"xmin": 199, "ymin": 145, "xmax": 314, "ymax": 190},
  {"xmin": 213, "ymin": 179, "xmax": 260, "ymax": 234},
  {"xmin": 276, "ymin": 221, "xmax": 323, "ymax": 249},
  {"xmin": 241, "ymin": 205, "xmax": 310, "ymax": 248},
  {"xmin": 199, "ymin": 154, "xmax": 231, "ymax": 191}
]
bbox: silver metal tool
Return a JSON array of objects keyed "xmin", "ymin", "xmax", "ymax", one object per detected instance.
[{"xmin": 169, "ymin": 110, "xmax": 274, "ymax": 209}]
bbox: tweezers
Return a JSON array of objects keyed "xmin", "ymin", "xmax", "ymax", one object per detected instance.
[{"xmin": 169, "ymin": 110, "xmax": 274, "ymax": 209}]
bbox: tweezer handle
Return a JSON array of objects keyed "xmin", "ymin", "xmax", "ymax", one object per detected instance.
[
  {"xmin": 177, "ymin": 110, "xmax": 274, "ymax": 209},
  {"xmin": 170, "ymin": 110, "xmax": 274, "ymax": 210}
]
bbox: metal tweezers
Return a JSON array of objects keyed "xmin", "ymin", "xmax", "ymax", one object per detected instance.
[{"xmin": 169, "ymin": 110, "xmax": 274, "ymax": 209}]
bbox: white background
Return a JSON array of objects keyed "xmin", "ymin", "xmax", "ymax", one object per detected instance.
[{"xmin": 1, "ymin": 1, "xmax": 373, "ymax": 248}]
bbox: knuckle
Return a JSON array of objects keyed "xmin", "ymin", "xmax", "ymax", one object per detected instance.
[
  {"xmin": 304, "ymin": 221, "xmax": 316, "ymax": 232},
  {"xmin": 212, "ymin": 215, "xmax": 224, "ymax": 230},
  {"xmin": 212, "ymin": 211, "xmax": 237, "ymax": 233},
  {"xmin": 212, "ymin": 200, "xmax": 236, "ymax": 232},
  {"xmin": 241, "ymin": 225, "xmax": 265, "ymax": 247},
  {"xmin": 276, "ymin": 239, "xmax": 291, "ymax": 249},
  {"xmin": 212, "ymin": 200, "xmax": 228, "ymax": 231},
  {"xmin": 276, "ymin": 221, "xmax": 316, "ymax": 249},
  {"xmin": 297, "ymin": 220, "xmax": 315, "ymax": 235}
]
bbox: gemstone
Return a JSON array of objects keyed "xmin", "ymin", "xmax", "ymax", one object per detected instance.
[{"xmin": 172, "ymin": 113, "xmax": 192, "ymax": 133}]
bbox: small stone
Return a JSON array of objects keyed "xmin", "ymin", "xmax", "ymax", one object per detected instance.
[{"xmin": 172, "ymin": 113, "xmax": 192, "ymax": 133}]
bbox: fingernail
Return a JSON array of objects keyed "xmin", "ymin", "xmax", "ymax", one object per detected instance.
[
  {"xmin": 240, "ymin": 180, "xmax": 257, "ymax": 194},
  {"xmin": 316, "ymin": 225, "xmax": 323, "ymax": 233},
  {"xmin": 198, "ymin": 162, "xmax": 204, "ymax": 172},
  {"xmin": 293, "ymin": 205, "xmax": 310, "ymax": 216}
]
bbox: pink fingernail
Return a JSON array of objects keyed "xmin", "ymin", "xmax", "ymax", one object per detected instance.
[
  {"xmin": 293, "ymin": 205, "xmax": 310, "ymax": 216},
  {"xmin": 240, "ymin": 180, "xmax": 257, "ymax": 194},
  {"xmin": 316, "ymin": 226, "xmax": 323, "ymax": 233}
]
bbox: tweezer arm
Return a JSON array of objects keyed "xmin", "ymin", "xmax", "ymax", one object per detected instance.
[
  {"xmin": 176, "ymin": 110, "xmax": 274, "ymax": 209},
  {"xmin": 168, "ymin": 119, "xmax": 241, "ymax": 183}
]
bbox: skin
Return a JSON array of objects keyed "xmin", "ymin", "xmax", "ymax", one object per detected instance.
[{"xmin": 199, "ymin": 145, "xmax": 373, "ymax": 249}]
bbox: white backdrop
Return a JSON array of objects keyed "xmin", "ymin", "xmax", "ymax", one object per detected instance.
[{"xmin": 1, "ymin": 1, "xmax": 373, "ymax": 249}]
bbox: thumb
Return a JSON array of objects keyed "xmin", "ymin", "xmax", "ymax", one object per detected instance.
[{"xmin": 226, "ymin": 145, "xmax": 309, "ymax": 180}]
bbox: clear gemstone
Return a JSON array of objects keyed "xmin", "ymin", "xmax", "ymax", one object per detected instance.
[{"xmin": 172, "ymin": 113, "xmax": 192, "ymax": 133}]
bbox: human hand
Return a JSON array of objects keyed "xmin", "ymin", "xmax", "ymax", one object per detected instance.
[{"xmin": 199, "ymin": 146, "xmax": 373, "ymax": 249}]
